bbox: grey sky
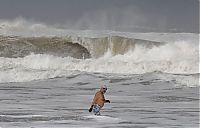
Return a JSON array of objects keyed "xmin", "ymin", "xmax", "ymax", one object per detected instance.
[{"xmin": 0, "ymin": 0, "xmax": 199, "ymax": 33}]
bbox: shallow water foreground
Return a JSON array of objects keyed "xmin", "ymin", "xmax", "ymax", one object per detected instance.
[{"xmin": 0, "ymin": 73, "xmax": 199, "ymax": 128}]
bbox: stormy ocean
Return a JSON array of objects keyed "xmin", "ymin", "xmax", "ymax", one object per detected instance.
[{"xmin": 0, "ymin": 19, "xmax": 199, "ymax": 128}]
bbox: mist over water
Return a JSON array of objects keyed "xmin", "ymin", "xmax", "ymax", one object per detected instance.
[
  {"xmin": 0, "ymin": 0, "xmax": 199, "ymax": 33},
  {"xmin": 0, "ymin": 6, "xmax": 196, "ymax": 34},
  {"xmin": 63, "ymin": 7, "xmax": 154, "ymax": 32}
]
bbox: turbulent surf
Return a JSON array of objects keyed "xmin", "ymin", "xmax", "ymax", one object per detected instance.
[
  {"xmin": 0, "ymin": 11, "xmax": 199, "ymax": 127},
  {"xmin": 0, "ymin": 20, "xmax": 199, "ymax": 86}
]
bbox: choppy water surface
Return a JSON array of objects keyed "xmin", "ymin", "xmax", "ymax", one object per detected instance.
[
  {"xmin": 0, "ymin": 73, "xmax": 199, "ymax": 128},
  {"xmin": 0, "ymin": 20, "xmax": 199, "ymax": 128}
]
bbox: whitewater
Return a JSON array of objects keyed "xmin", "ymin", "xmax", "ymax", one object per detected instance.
[{"xmin": 0, "ymin": 19, "xmax": 199, "ymax": 128}]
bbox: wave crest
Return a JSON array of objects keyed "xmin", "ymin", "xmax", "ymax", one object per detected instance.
[{"xmin": 0, "ymin": 36, "xmax": 91, "ymax": 59}]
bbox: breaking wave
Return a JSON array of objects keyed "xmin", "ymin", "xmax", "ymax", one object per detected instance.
[
  {"xmin": 0, "ymin": 18, "xmax": 199, "ymax": 86},
  {"xmin": 0, "ymin": 37, "xmax": 199, "ymax": 84},
  {"xmin": 0, "ymin": 35, "xmax": 163, "ymax": 58},
  {"xmin": 0, "ymin": 36, "xmax": 90, "ymax": 59}
]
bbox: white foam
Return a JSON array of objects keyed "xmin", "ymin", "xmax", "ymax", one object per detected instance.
[
  {"xmin": 84, "ymin": 115, "xmax": 123, "ymax": 122},
  {"xmin": 0, "ymin": 39, "xmax": 198, "ymax": 85},
  {"xmin": 0, "ymin": 115, "xmax": 44, "ymax": 118},
  {"xmin": 0, "ymin": 54, "xmax": 80, "ymax": 83},
  {"xmin": 0, "ymin": 18, "xmax": 199, "ymax": 42},
  {"xmin": 0, "ymin": 18, "xmax": 199, "ymax": 85}
]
